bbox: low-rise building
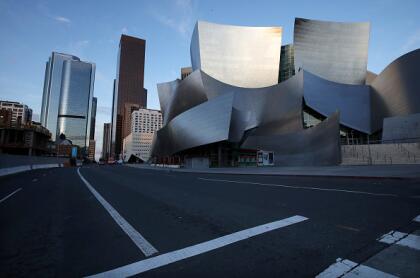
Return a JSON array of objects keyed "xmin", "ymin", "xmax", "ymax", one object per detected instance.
[{"xmin": 0, "ymin": 122, "xmax": 51, "ymax": 155}]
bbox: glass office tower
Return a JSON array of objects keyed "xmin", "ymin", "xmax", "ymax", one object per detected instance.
[
  {"xmin": 41, "ymin": 52, "xmax": 80, "ymax": 139},
  {"xmin": 41, "ymin": 52, "xmax": 95, "ymax": 152},
  {"xmin": 279, "ymin": 44, "xmax": 295, "ymax": 82},
  {"xmin": 57, "ymin": 60, "xmax": 95, "ymax": 149}
]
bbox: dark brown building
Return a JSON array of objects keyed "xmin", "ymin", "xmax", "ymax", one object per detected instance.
[
  {"xmin": 102, "ymin": 123, "xmax": 111, "ymax": 160},
  {"xmin": 111, "ymin": 34, "xmax": 147, "ymax": 158}
]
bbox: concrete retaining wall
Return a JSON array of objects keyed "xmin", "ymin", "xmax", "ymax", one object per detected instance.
[{"xmin": 0, "ymin": 154, "xmax": 68, "ymax": 177}]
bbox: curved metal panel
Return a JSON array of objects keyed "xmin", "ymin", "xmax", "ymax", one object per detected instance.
[
  {"xmin": 151, "ymin": 93, "xmax": 234, "ymax": 157},
  {"xmin": 157, "ymin": 71, "xmax": 209, "ymax": 126},
  {"xmin": 371, "ymin": 49, "xmax": 420, "ymax": 132},
  {"xmin": 302, "ymin": 70, "xmax": 371, "ymax": 134},
  {"xmin": 152, "ymin": 69, "xmax": 305, "ymax": 157},
  {"xmin": 242, "ymin": 112, "xmax": 341, "ymax": 166},
  {"xmin": 191, "ymin": 21, "xmax": 282, "ymax": 88},
  {"xmin": 382, "ymin": 113, "xmax": 420, "ymax": 142},
  {"xmin": 157, "ymin": 79, "xmax": 179, "ymax": 120},
  {"xmin": 199, "ymin": 69, "xmax": 304, "ymax": 134},
  {"xmin": 294, "ymin": 18, "xmax": 370, "ymax": 85}
]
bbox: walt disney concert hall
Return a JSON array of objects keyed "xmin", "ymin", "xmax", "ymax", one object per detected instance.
[{"xmin": 151, "ymin": 18, "xmax": 420, "ymax": 167}]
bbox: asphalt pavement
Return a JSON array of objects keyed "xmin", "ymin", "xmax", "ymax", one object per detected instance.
[{"xmin": 1, "ymin": 165, "xmax": 419, "ymax": 277}]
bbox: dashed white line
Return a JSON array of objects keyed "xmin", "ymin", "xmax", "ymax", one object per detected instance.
[
  {"xmin": 86, "ymin": 215, "xmax": 308, "ymax": 277},
  {"xmin": 0, "ymin": 188, "xmax": 22, "ymax": 204},
  {"xmin": 198, "ymin": 178, "xmax": 398, "ymax": 197},
  {"xmin": 77, "ymin": 167, "xmax": 158, "ymax": 257}
]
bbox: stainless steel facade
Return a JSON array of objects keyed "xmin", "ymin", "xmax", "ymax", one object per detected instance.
[
  {"xmin": 370, "ymin": 49, "xmax": 420, "ymax": 132},
  {"xmin": 382, "ymin": 113, "xmax": 420, "ymax": 142},
  {"xmin": 302, "ymin": 48, "xmax": 420, "ymax": 134},
  {"xmin": 152, "ymin": 69, "xmax": 341, "ymax": 165},
  {"xmin": 152, "ymin": 93, "xmax": 235, "ymax": 156},
  {"xmin": 294, "ymin": 18, "xmax": 370, "ymax": 85},
  {"xmin": 191, "ymin": 21, "xmax": 282, "ymax": 88},
  {"xmin": 56, "ymin": 59, "xmax": 95, "ymax": 149},
  {"xmin": 303, "ymin": 70, "xmax": 372, "ymax": 133},
  {"xmin": 152, "ymin": 19, "xmax": 420, "ymax": 166},
  {"xmin": 242, "ymin": 112, "xmax": 341, "ymax": 166}
]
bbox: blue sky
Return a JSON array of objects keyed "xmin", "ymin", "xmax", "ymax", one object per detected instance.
[{"xmin": 1, "ymin": 0, "xmax": 420, "ymax": 158}]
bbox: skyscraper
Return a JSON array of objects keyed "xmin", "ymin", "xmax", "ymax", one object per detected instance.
[
  {"xmin": 90, "ymin": 97, "xmax": 97, "ymax": 140},
  {"xmin": 41, "ymin": 52, "xmax": 80, "ymax": 138},
  {"xmin": 111, "ymin": 35, "xmax": 147, "ymax": 158},
  {"xmin": 279, "ymin": 44, "xmax": 295, "ymax": 82},
  {"xmin": 102, "ymin": 123, "xmax": 111, "ymax": 160},
  {"xmin": 57, "ymin": 59, "xmax": 95, "ymax": 149},
  {"xmin": 41, "ymin": 52, "xmax": 95, "ymax": 151}
]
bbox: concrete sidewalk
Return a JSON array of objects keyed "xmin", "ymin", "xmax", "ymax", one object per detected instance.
[{"xmin": 125, "ymin": 164, "xmax": 420, "ymax": 179}]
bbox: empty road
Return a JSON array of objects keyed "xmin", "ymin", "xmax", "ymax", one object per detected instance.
[{"xmin": 1, "ymin": 165, "xmax": 419, "ymax": 277}]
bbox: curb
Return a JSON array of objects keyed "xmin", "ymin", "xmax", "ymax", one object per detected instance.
[
  {"xmin": 0, "ymin": 163, "xmax": 64, "ymax": 177},
  {"xmin": 123, "ymin": 164, "xmax": 416, "ymax": 180}
]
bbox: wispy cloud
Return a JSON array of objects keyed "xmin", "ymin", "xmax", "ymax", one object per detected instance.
[
  {"xmin": 65, "ymin": 40, "xmax": 90, "ymax": 58},
  {"xmin": 54, "ymin": 16, "xmax": 71, "ymax": 24},
  {"xmin": 150, "ymin": 0, "xmax": 196, "ymax": 39},
  {"xmin": 121, "ymin": 27, "xmax": 128, "ymax": 34},
  {"xmin": 401, "ymin": 28, "xmax": 420, "ymax": 53}
]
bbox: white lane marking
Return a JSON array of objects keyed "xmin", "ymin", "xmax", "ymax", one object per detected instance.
[
  {"xmin": 316, "ymin": 258, "xmax": 357, "ymax": 278},
  {"xmin": 77, "ymin": 168, "xmax": 158, "ymax": 257},
  {"xmin": 0, "ymin": 188, "xmax": 22, "ymax": 204},
  {"xmin": 343, "ymin": 264, "xmax": 398, "ymax": 278},
  {"xmin": 413, "ymin": 215, "xmax": 420, "ymax": 222},
  {"xmin": 198, "ymin": 178, "xmax": 398, "ymax": 197},
  {"xmin": 86, "ymin": 215, "xmax": 308, "ymax": 277},
  {"xmin": 395, "ymin": 234, "xmax": 420, "ymax": 251},
  {"xmin": 317, "ymin": 258, "xmax": 398, "ymax": 278},
  {"xmin": 378, "ymin": 231, "xmax": 408, "ymax": 244}
]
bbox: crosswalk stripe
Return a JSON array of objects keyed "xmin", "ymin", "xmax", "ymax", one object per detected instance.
[
  {"xmin": 396, "ymin": 234, "xmax": 420, "ymax": 251},
  {"xmin": 316, "ymin": 258, "xmax": 357, "ymax": 278},
  {"xmin": 378, "ymin": 231, "xmax": 408, "ymax": 244},
  {"xmin": 316, "ymin": 258, "xmax": 398, "ymax": 278},
  {"xmin": 342, "ymin": 264, "xmax": 398, "ymax": 278}
]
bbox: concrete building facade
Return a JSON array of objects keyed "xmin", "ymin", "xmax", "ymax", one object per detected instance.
[
  {"xmin": 123, "ymin": 108, "xmax": 162, "ymax": 162},
  {"xmin": 0, "ymin": 101, "xmax": 32, "ymax": 127}
]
